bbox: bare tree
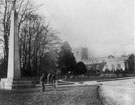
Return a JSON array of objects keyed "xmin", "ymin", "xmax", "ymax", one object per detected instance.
[
  {"xmin": 19, "ymin": 13, "xmax": 62, "ymax": 76},
  {"xmin": 0, "ymin": 0, "xmax": 39, "ymax": 75},
  {"xmin": 0, "ymin": 0, "xmax": 62, "ymax": 77}
]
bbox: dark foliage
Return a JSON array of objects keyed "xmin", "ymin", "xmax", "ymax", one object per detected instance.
[
  {"xmin": 87, "ymin": 68, "xmax": 98, "ymax": 76},
  {"xmin": 74, "ymin": 61, "xmax": 87, "ymax": 75},
  {"xmin": 57, "ymin": 42, "xmax": 76, "ymax": 76},
  {"xmin": 128, "ymin": 54, "xmax": 135, "ymax": 73},
  {"xmin": 0, "ymin": 58, "xmax": 7, "ymax": 78}
]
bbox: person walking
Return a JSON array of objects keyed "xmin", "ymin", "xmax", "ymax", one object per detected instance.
[{"xmin": 40, "ymin": 73, "xmax": 46, "ymax": 92}]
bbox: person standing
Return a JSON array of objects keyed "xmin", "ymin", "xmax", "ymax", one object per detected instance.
[
  {"xmin": 47, "ymin": 73, "xmax": 51, "ymax": 84},
  {"xmin": 52, "ymin": 73, "xmax": 57, "ymax": 88},
  {"xmin": 40, "ymin": 73, "xmax": 45, "ymax": 92}
]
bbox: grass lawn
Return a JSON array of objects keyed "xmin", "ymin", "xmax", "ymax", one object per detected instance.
[{"xmin": 0, "ymin": 85, "xmax": 102, "ymax": 105}]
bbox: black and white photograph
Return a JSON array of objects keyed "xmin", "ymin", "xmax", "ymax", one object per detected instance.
[{"xmin": 0, "ymin": 0, "xmax": 134, "ymax": 105}]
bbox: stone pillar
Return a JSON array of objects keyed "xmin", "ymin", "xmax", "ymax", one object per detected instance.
[
  {"xmin": 7, "ymin": 5, "xmax": 20, "ymax": 78},
  {"xmin": 0, "ymin": 1, "xmax": 35, "ymax": 90}
]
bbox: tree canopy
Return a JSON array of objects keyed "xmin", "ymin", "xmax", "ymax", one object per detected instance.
[
  {"xmin": 57, "ymin": 42, "xmax": 76, "ymax": 76},
  {"xmin": 74, "ymin": 61, "xmax": 87, "ymax": 75},
  {"xmin": 128, "ymin": 54, "xmax": 135, "ymax": 73}
]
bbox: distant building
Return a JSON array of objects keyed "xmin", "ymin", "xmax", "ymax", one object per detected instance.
[
  {"xmin": 73, "ymin": 47, "xmax": 131, "ymax": 73},
  {"xmin": 0, "ymin": 53, "xmax": 3, "ymax": 59},
  {"xmin": 73, "ymin": 47, "xmax": 88, "ymax": 62},
  {"xmin": 83, "ymin": 57, "xmax": 106, "ymax": 72},
  {"xmin": 102, "ymin": 56, "xmax": 129, "ymax": 72},
  {"xmin": 83, "ymin": 56, "xmax": 129, "ymax": 72},
  {"xmin": 0, "ymin": 53, "xmax": 3, "ymax": 65}
]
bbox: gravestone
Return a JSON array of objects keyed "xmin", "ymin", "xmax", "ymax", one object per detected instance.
[{"xmin": 0, "ymin": 0, "xmax": 35, "ymax": 90}]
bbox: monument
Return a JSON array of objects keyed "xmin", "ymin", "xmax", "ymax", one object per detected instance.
[{"xmin": 0, "ymin": 0, "xmax": 35, "ymax": 90}]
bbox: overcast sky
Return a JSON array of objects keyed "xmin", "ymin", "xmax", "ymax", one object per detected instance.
[{"xmin": 34, "ymin": 0, "xmax": 134, "ymax": 57}]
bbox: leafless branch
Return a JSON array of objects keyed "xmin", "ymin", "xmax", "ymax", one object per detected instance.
[{"xmin": 17, "ymin": 0, "xmax": 24, "ymax": 13}]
